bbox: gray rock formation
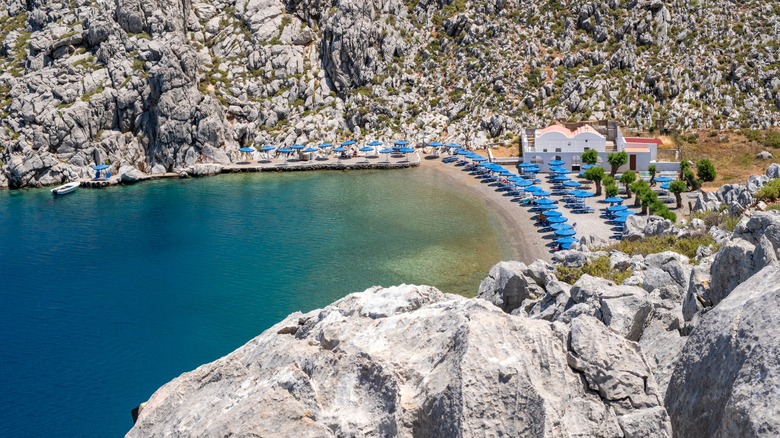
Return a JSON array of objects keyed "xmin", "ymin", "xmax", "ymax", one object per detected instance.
[
  {"xmin": 127, "ymin": 284, "xmax": 672, "ymax": 437},
  {"xmin": 708, "ymin": 212, "xmax": 780, "ymax": 307},
  {"xmin": 666, "ymin": 266, "xmax": 780, "ymax": 437},
  {"xmin": 624, "ymin": 215, "xmax": 677, "ymax": 240}
]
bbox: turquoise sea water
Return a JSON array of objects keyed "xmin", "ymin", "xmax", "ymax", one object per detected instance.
[{"xmin": 0, "ymin": 167, "xmax": 511, "ymax": 437}]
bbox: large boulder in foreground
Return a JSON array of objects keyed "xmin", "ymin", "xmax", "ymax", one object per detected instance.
[
  {"xmin": 665, "ymin": 266, "xmax": 780, "ymax": 437},
  {"xmin": 127, "ymin": 285, "xmax": 671, "ymax": 437}
]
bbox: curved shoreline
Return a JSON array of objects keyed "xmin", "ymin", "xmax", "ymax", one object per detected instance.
[{"xmin": 418, "ymin": 158, "xmax": 552, "ymax": 264}]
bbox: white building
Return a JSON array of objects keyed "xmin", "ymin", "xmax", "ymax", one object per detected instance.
[{"xmin": 520, "ymin": 122, "xmax": 676, "ymax": 173}]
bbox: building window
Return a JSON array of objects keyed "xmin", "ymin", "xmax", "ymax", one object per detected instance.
[
  {"xmin": 543, "ymin": 149, "xmax": 547, "ymax": 152},
  {"xmin": 555, "ymin": 148, "xmax": 561, "ymax": 153},
  {"xmin": 555, "ymin": 155, "xmax": 562, "ymax": 161},
  {"xmin": 584, "ymin": 147, "xmax": 590, "ymax": 151}
]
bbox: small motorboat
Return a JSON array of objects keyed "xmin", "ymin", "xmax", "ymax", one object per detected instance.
[{"xmin": 51, "ymin": 181, "xmax": 80, "ymax": 196}]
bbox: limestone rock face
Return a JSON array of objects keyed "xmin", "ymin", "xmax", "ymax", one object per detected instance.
[
  {"xmin": 477, "ymin": 260, "xmax": 551, "ymax": 314},
  {"xmin": 666, "ymin": 266, "xmax": 780, "ymax": 437},
  {"xmin": 127, "ymin": 284, "xmax": 672, "ymax": 437}
]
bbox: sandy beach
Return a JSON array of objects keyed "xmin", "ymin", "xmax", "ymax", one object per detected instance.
[{"xmin": 421, "ymin": 155, "xmax": 632, "ymax": 264}]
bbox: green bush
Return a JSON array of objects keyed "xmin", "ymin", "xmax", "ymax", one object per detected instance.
[
  {"xmin": 756, "ymin": 178, "xmax": 780, "ymax": 201},
  {"xmin": 696, "ymin": 159, "xmax": 717, "ymax": 182},
  {"xmin": 603, "ymin": 234, "xmax": 715, "ymax": 260},
  {"xmin": 555, "ymin": 256, "xmax": 633, "ymax": 285}
]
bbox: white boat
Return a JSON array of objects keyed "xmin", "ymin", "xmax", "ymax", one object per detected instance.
[{"xmin": 50, "ymin": 181, "xmax": 80, "ymax": 196}]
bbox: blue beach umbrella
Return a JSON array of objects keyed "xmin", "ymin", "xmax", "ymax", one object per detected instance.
[
  {"xmin": 399, "ymin": 147, "xmax": 415, "ymax": 153},
  {"xmin": 332, "ymin": 147, "xmax": 347, "ymax": 153},
  {"xmin": 612, "ymin": 216, "xmax": 628, "ymax": 223},
  {"xmin": 537, "ymin": 204, "xmax": 558, "ymax": 211},
  {"xmin": 512, "ymin": 179, "xmax": 533, "ymax": 188},
  {"xmin": 290, "ymin": 144, "xmax": 305, "ymax": 150},
  {"xmin": 472, "ymin": 156, "xmax": 487, "ymax": 162},
  {"xmin": 260, "ymin": 145, "xmax": 276, "ymax": 152},
  {"xmin": 550, "ymin": 223, "xmax": 572, "ymax": 230},
  {"xmin": 359, "ymin": 146, "xmax": 374, "ymax": 152},
  {"xmin": 517, "ymin": 162, "xmax": 536, "ymax": 168},
  {"xmin": 608, "ymin": 205, "xmax": 628, "ymax": 212},
  {"xmin": 581, "ymin": 164, "xmax": 593, "ymax": 169},
  {"xmin": 455, "ymin": 149, "xmax": 469, "ymax": 155},
  {"xmin": 341, "ymin": 140, "xmax": 356, "ymax": 146},
  {"xmin": 277, "ymin": 148, "xmax": 293, "ymax": 154},
  {"xmin": 318, "ymin": 142, "xmax": 333, "ymax": 148},
  {"xmin": 563, "ymin": 181, "xmax": 582, "ymax": 188},
  {"xmin": 544, "ymin": 210, "xmax": 563, "ymax": 217},
  {"xmin": 302, "ymin": 147, "xmax": 318, "ymax": 153},
  {"xmin": 555, "ymin": 228, "xmax": 577, "ymax": 237},
  {"xmin": 546, "ymin": 216, "xmax": 568, "ymax": 224},
  {"xmin": 574, "ymin": 190, "xmax": 595, "ymax": 198},
  {"xmin": 614, "ymin": 209, "xmax": 636, "ymax": 216},
  {"xmin": 429, "ymin": 141, "xmax": 443, "ymax": 147},
  {"xmin": 534, "ymin": 189, "xmax": 552, "ymax": 197},
  {"xmin": 604, "ymin": 196, "xmax": 623, "ymax": 204},
  {"xmin": 92, "ymin": 164, "xmax": 109, "ymax": 170},
  {"xmin": 238, "ymin": 147, "xmax": 255, "ymax": 153},
  {"xmin": 549, "ymin": 160, "xmax": 566, "ymax": 166},
  {"xmin": 534, "ymin": 198, "xmax": 555, "ymax": 205},
  {"xmin": 655, "ymin": 176, "xmax": 673, "ymax": 183},
  {"xmin": 660, "ymin": 182, "xmax": 671, "ymax": 190},
  {"xmin": 552, "ymin": 175, "xmax": 571, "ymax": 182},
  {"xmin": 556, "ymin": 236, "xmax": 578, "ymax": 244},
  {"xmin": 446, "ymin": 143, "xmax": 460, "ymax": 148},
  {"xmin": 379, "ymin": 148, "xmax": 394, "ymax": 161},
  {"xmin": 368, "ymin": 141, "xmax": 383, "ymax": 146}
]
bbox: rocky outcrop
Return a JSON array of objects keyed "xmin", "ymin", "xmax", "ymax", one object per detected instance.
[
  {"xmin": 624, "ymin": 215, "xmax": 677, "ymax": 241},
  {"xmin": 127, "ymin": 284, "xmax": 672, "ymax": 437},
  {"xmin": 666, "ymin": 265, "xmax": 780, "ymax": 437},
  {"xmin": 708, "ymin": 212, "xmax": 780, "ymax": 307}
]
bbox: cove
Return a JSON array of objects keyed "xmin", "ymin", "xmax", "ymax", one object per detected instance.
[{"xmin": 0, "ymin": 167, "xmax": 509, "ymax": 436}]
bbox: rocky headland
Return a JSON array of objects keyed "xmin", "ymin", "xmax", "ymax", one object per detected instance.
[
  {"xmin": 127, "ymin": 167, "xmax": 780, "ymax": 437},
  {"xmin": 2, "ymin": 0, "xmax": 780, "ymax": 187}
]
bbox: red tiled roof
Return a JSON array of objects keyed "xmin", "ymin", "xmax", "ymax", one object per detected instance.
[{"xmin": 624, "ymin": 137, "xmax": 662, "ymax": 145}]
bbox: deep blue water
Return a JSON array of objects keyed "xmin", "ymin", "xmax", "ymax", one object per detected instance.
[{"xmin": 0, "ymin": 168, "xmax": 508, "ymax": 437}]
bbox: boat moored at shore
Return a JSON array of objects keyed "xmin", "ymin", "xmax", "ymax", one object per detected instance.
[{"xmin": 50, "ymin": 181, "xmax": 80, "ymax": 196}]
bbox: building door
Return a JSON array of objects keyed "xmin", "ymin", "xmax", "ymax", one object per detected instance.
[{"xmin": 629, "ymin": 154, "xmax": 636, "ymax": 171}]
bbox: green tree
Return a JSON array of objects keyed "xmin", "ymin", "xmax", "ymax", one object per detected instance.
[
  {"xmin": 605, "ymin": 182, "xmax": 619, "ymax": 198},
  {"xmin": 648, "ymin": 164, "xmax": 657, "ymax": 186},
  {"xmin": 607, "ymin": 151, "xmax": 628, "ymax": 177},
  {"xmin": 683, "ymin": 167, "xmax": 700, "ymax": 190},
  {"xmin": 696, "ymin": 159, "xmax": 716, "ymax": 182},
  {"xmin": 669, "ymin": 180, "xmax": 688, "ymax": 209},
  {"xmin": 581, "ymin": 149, "xmax": 598, "ymax": 165},
  {"xmin": 639, "ymin": 189, "xmax": 656, "ymax": 215},
  {"xmin": 630, "ymin": 180, "xmax": 650, "ymax": 208},
  {"xmin": 679, "ymin": 160, "xmax": 690, "ymax": 180},
  {"xmin": 620, "ymin": 170, "xmax": 637, "ymax": 198},
  {"xmin": 584, "ymin": 166, "xmax": 606, "ymax": 196}
]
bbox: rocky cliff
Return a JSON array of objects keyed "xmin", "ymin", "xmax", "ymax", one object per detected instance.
[
  {"xmin": 2, "ymin": 0, "xmax": 780, "ymax": 187},
  {"xmin": 127, "ymin": 284, "xmax": 673, "ymax": 437}
]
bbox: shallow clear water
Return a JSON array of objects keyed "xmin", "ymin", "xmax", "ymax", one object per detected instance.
[{"xmin": 0, "ymin": 168, "xmax": 509, "ymax": 436}]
